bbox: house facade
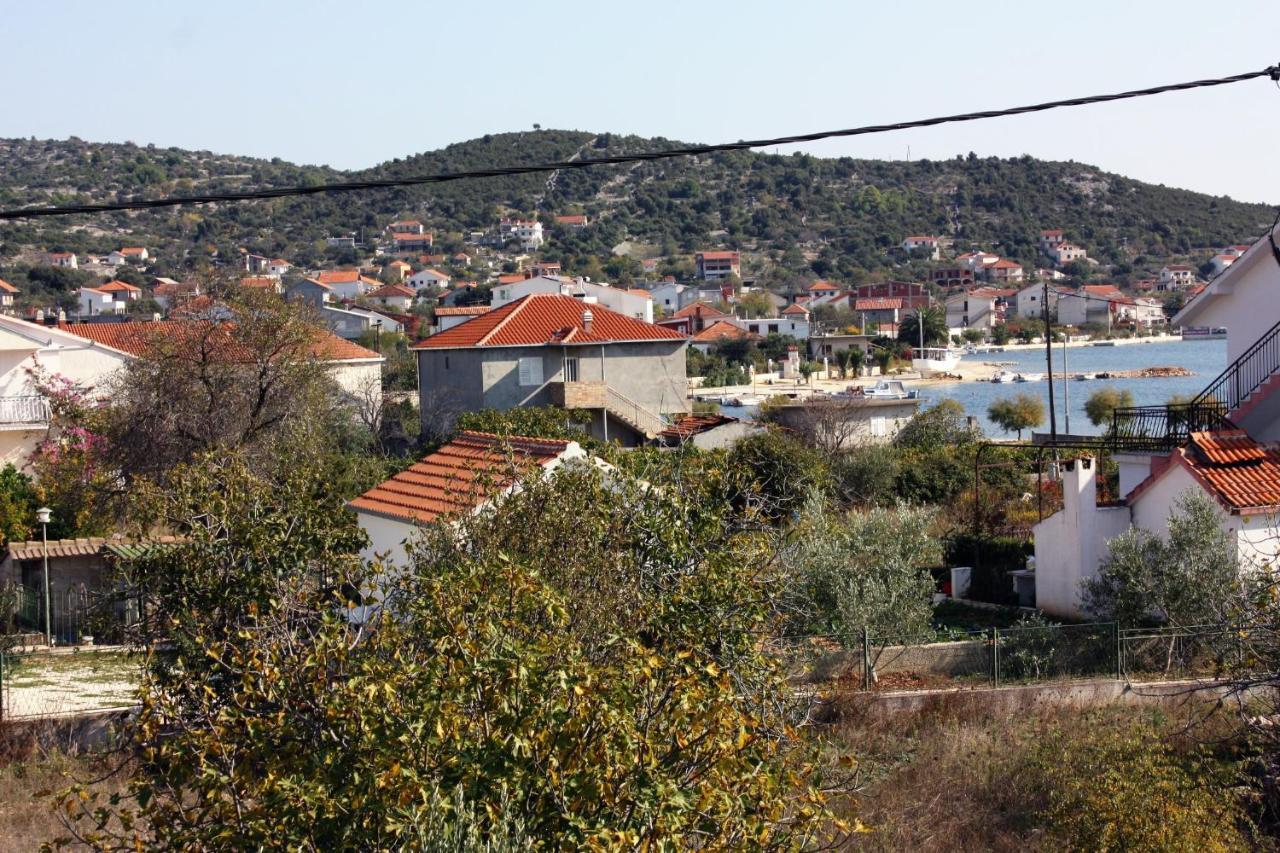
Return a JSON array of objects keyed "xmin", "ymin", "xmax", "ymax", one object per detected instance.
[
  {"xmin": 695, "ymin": 251, "xmax": 741, "ymax": 281},
  {"xmin": 1031, "ymin": 225, "xmax": 1280, "ymax": 617},
  {"xmin": 413, "ymin": 294, "xmax": 688, "ymax": 445},
  {"xmin": 490, "ymin": 275, "xmax": 654, "ymax": 323}
]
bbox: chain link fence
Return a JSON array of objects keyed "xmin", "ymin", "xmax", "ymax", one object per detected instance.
[
  {"xmin": 0, "ymin": 648, "xmax": 140, "ymax": 721},
  {"xmin": 781, "ymin": 621, "xmax": 1266, "ymax": 692}
]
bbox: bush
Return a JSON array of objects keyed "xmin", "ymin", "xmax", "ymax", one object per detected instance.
[{"xmin": 943, "ymin": 533, "xmax": 1030, "ymax": 605}]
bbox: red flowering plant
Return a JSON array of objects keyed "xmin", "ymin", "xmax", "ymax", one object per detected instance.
[{"xmin": 25, "ymin": 363, "xmax": 120, "ymax": 538}]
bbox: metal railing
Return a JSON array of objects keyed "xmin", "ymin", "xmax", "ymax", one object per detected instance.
[
  {"xmin": 604, "ymin": 386, "xmax": 666, "ymax": 438},
  {"xmin": 1192, "ymin": 317, "xmax": 1280, "ymax": 413},
  {"xmin": 1108, "ymin": 401, "xmax": 1233, "ymax": 453},
  {"xmin": 0, "ymin": 395, "xmax": 50, "ymax": 425}
]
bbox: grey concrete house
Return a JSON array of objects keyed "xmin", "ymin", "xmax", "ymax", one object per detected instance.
[{"xmin": 412, "ymin": 294, "xmax": 689, "ymax": 445}]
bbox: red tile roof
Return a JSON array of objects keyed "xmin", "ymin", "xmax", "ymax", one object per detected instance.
[
  {"xmin": 692, "ymin": 321, "xmax": 756, "ymax": 343},
  {"xmin": 555, "ymin": 214, "xmax": 588, "ymax": 225},
  {"xmin": 58, "ymin": 320, "xmax": 381, "ymax": 362},
  {"xmin": 413, "ymin": 294, "xmax": 685, "ymax": 350},
  {"xmin": 433, "ymin": 306, "xmax": 490, "ymax": 317},
  {"xmin": 854, "ymin": 297, "xmax": 903, "ymax": 311},
  {"xmin": 807, "ymin": 280, "xmax": 840, "ymax": 292},
  {"xmin": 696, "ymin": 251, "xmax": 739, "ymax": 261},
  {"xmin": 781, "ymin": 303, "xmax": 809, "ymax": 315},
  {"xmin": 670, "ymin": 301, "xmax": 728, "ymax": 320},
  {"xmin": 120, "ymin": 247, "xmax": 147, "ymax": 255},
  {"xmin": 0, "ymin": 279, "xmax": 19, "ymax": 294},
  {"xmin": 369, "ymin": 283, "xmax": 415, "ymax": 299},
  {"xmin": 99, "ymin": 280, "xmax": 142, "ymax": 293},
  {"xmin": 658, "ymin": 414, "xmax": 739, "ymax": 442},
  {"xmin": 347, "ymin": 431, "xmax": 575, "ymax": 524},
  {"xmin": 318, "ymin": 269, "xmax": 361, "ymax": 284},
  {"xmin": 1082, "ymin": 284, "xmax": 1123, "ymax": 299},
  {"xmin": 240, "ymin": 276, "xmax": 280, "ymax": 289},
  {"xmin": 1128, "ymin": 430, "xmax": 1280, "ymax": 514}
]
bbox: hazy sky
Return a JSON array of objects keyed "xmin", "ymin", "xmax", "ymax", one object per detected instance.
[{"xmin": 4, "ymin": 1, "xmax": 1279, "ymax": 203}]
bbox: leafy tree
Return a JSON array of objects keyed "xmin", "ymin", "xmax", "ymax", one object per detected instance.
[
  {"xmin": 988, "ymin": 394, "xmax": 1045, "ymax": 440},
  {"xmin": 830, "ymin": 445, "xmax": 900, "ymax": 507},
  {"xmin": 0, "ymin": 464, "xmax": 38, "ymax": 544},
  {"xmin": 1084, "ymin": 491, "xmax": 1243, "ymax": 627},
  {"xmin": 726, "ymin": 429, "xmax": 828, "ymax": 523},
  {"xmin": 895, "ymin": 399, "xmax": 980, "ymax": 449},
  {"xmin": 62, "ymin": 452, "xmax": 847, "ymax": 848},
  {"xmin": 1084, "ymin": 386, "xmax": 1135, "ymax": 428},
  {"xmin": 783, "ymin": 502, "xmax": 940, "ymax": 638},
  {"xmin": 897, "ymin": 306, "xmax": 948, "ymax": 347},
  {"xmin": 455, "ymin": 405, "xmax": 592, "ymax": 443}
]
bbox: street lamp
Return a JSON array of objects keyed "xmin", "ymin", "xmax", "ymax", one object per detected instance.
[{"xmin": 36, "ymin": 506, "xmax": 51, "ymax": 647}]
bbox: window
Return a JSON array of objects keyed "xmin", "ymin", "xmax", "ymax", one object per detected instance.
[
  {"xmin": 444, "ymin": 356, "xmax": 450, "ymax": 370},
  {"xmin": 871, "ymin": 416, "xmax": 888, "ymax": 438},
  {"xmin": 563, "ymin": 357, "xmax": 579, "ymax": 382},
  {"xmin": 518, "ymin": 356, "xmax": 544, "ymax": 387}
]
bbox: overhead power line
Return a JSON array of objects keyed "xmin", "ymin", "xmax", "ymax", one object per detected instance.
[{"xmin": 1, "ymin": 63, "xmax": 1277, "ymax": 222}]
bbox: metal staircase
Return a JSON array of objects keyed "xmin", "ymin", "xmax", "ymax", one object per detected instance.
[{"xmin": 603, "ymin": 386, "xmax": 666, "ymax": 439}]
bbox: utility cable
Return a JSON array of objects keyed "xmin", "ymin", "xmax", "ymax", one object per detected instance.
[{"xmin": 0, "ymin": 64, "xmax": 1276, "ymax": 221}]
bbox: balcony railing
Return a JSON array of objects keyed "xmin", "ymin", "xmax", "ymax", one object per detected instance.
[
  {"xmin": 0, "ymin": 395, "xmax": 51, "ymax": 426},
  {"xmin": 1191, "ymin": 317, "xmax": 1280, "ymax": 413},
  {"xmin": 1107, "ymin": 402, "xmax": 1233, "ymax": 453}
]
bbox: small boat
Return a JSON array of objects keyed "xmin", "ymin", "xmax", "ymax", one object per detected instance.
[
  {"xmin": 1074, "ymin": 372, "xmax": 1096, "ymax": 381},
  {"xmin": 1014, "ymin": 372, "xmax": 1044, "ymax": 382},
  {"xmin": 991, "ymin": 370, "xmax": 1014, "ymax": 383},
  {"xmin": 912, "ymin": 346, "xmax": 962, "ymax": 376},
  {"xmin": 729, "ymin": 394, "xmax": 765, "ymax": 407},
  {"xmin": 864, "ymin": 380, "xmax": 919, "ymax": 400},
  {"xmin": 1092, "ymin": 341, "xmax": 1117, "ymax": 347}
]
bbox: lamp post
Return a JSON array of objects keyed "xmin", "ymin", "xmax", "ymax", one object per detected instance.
[{"xmin": 36, "ymin": 506, "xmax": 51, "ymax": 647}]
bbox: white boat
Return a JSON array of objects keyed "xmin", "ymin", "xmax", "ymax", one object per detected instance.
[
  {"xmin": 912, "ymin": 346, "xmax": 962, "ymax": 376},
  {"xmin": 991, "ymin": 370, "xmax": 1015, "ymax": 383},
  {"xmin": 864, "ymin": 380, "xmax": 919, "ymax": 400},
  {"xmin": 728, "ymin": 394, "xmax": 765, "ymax": 406},
  {"xmin": 1074, "ymin": 372, "xmax": 1096, "ymax": 381},
  {"xmin": 1014, "ymin": 372, "xmax": 1045, "ymax": 382}
]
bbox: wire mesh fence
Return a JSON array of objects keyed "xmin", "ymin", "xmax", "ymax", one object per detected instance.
[
  {"xmin": 0, "ymin": 648, "xmax": 140, "ymax": 721},
  {"xmin": 781, "ymin": 621, "xmax": 1270, "ymax": 693}
]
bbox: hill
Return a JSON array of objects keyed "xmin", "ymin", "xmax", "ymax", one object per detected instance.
[{"xmin": 0, "ymin": 130, "xmax": 1273, "ymax": 294}]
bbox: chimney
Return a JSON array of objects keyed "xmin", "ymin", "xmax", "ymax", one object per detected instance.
[{"xmin": 582, "ymin": 308, "xmax": 594, "ymax": 333}]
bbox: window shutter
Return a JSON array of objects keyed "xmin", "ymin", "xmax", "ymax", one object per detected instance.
[{"xmin": 518, "ymin": 357, "xmax": 543, "ymax": 387}]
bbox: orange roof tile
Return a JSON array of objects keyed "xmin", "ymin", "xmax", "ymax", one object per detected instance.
[
  {"xmin": 369, "ymin": 283, "xmax": 415, "ymax": 299},
  {"xmin": 670, "ymin": 301, "xmax": 728, "ymax": 320},
  {"xmin": 781, "ymin": 303, "xmax": 808, "ymax": 315},
  {"xmin": 555, "ymin": 214, "xmax": 588, "ymax": 224},
  {"xmin": 347, "ymin": 431, "xmax": 574, "ymax": 524},
  {"xmin": 0, "ymin": 279, "xmax": 19, "ymax": 294},
  {"xmin": 413, "ymin": 294, "xmax": 685, "ymax": 350},
  {"xmin": 98, "ymin": 279, "xmax": 142, "ymax": 293},
  {"xmin": 692, "ymin": 321, "xmax": 757, "ymax": 343},
  {"xmin": 854, "ymin": 298, "xmax": 903, "ymax": 311},
  {"xmin": 658, "ymin": 414, "xmax": 739, "ymax": 442},
  {"xmin": 240, "ymin": 276, "xmax": 280, "ymax": 289},
  {"xmin": 807, "ymin": 280, "xmax": 840, "ymax": 292},
  {"xmin": 317, "ymin": 269, "xmax": 361, "ymax": 284},
  {"xmin": 1128, "ymin": 430, "xmax": 1280, "ymax": 514},
  {"xmin": 433, "ymin": 306, "xmax": 490, "ymax": 317},
  {"xmin": 696, "ymin": 251, "xmax": 739, "ymax": 261},
  {"xmin": 58, "ymin": 320, "xmax": 381, "ymax": 362}
]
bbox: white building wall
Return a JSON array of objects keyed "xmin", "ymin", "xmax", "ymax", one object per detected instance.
[{"xmin": 1032, "ymin": 458, "xmax": 1131, "ymax": 618}]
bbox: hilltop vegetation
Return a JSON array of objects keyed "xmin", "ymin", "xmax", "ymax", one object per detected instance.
[{"xmin": 0, "ymin": 130, "xmax": 1272, "ymax": 286}]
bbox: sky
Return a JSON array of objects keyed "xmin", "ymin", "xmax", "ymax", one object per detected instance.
[{"xmin": 3, "ymin": 0, "xmax": 1279, "ymax": 203}]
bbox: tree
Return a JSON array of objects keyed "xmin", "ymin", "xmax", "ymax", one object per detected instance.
[
  {"xmin": 101, "ymin": 292, "xmax": 345, "ymax": 479},
  {"xmin": 62, "ymin": 453, "xmax": 847, "ymax": 848},
  {"xmin": 897, "ymin": 306, "xmax": 948, "ymax": 347},
  {"xmin": 895, "ymin": 399, "xmax": 980, "ymax": 449},
  {"xmin": 726, "ymin": 429, "xmax": 829, "ymax": 523},
  {"xmin": 1083, "ymin": 386, "xmax": 1135, "ymax": 428},
  {"xmin": 1084, "ymin": 490, "xmax": 1243, "ymax": 627},
  {"xmin": 736, "ymin": 289, "xmax": 774, "ymax": 318},
  {"xmin": 988, "ymin": 394, "xmax": 1045, "ymax": 440},
  {"xmin": 783, "ymin": 502, "xmax": 940, "ymax": 638}
]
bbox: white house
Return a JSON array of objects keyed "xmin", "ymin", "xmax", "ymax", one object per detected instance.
[
  {"xmin": 47, "ymin": 252, "xmax": 77, "ymax": 269},
  {"xmin": 267, "ymin": 258, "xmax": 292, "ymax": 277},
  {"xmin": 348, "ymin": 431, "xmax": 589, "ymax": 569},
  {"xmin": 695, "ymin": 251, "xmax": 741, "ymax": 281},
  {"xmin": 648, "ymin": 280, "xmax": 694, "ymax": 314},
  {"xmin": 944, "ymin": 287, "xmax": 1015, "ymax": 331},
  {"xmin": 498, "ymin": 219, "xmax": 544, "ymax": 251},
  {"xmin": 1050, "ymin": 243, "xmax": 1088, "ymax": 265},
  {"xmin": 1014, "ymin": 283, "xmax": 1064, "ymax": 319},
  {"xmin": 78, "ymin": 287, "xmax": 126, "ymax": 316},
  {"xmin": 490, "ymin": 275, "xmax": 654, "ymax": 323},
  {"xmin": 1159, "ymin": 265, "xmax": 1196, "ymax": 291},
  {"xmin": 1032, "ymin": 224, "xmax": 1280, "ymax": 617},
  {"xmin": 317, "ymin": 269, "xmax": 379, "ymax": 300},
  {"xmin": 900, "ymin": 235, "xmax": 941, "ymax": 260},
  {"xmin": 408, "ymin": 268, "xmax": 451, "ymax": 293},
  {"xmin": 367, "ymin": 283, "xmax": 415, "ymax": 312}
]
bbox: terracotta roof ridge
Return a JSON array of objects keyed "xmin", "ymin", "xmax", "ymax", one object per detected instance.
[{"xmin": 474, "ymin": 297, "xmax": 526, "ymax": 346}]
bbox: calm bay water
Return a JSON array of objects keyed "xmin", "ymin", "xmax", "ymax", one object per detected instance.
[
  {"xmin": 923, "ymin": 338, "xmax": 1226, "ymax": 437},
  {"xmin": 719, "ymin": 338, "xmax": 1227, "ymax": 438}
]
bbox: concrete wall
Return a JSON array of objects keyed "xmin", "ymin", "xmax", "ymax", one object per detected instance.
[{"xmin": 1033, "ymin": 458, "xmax": 1131, "ymax": 618}]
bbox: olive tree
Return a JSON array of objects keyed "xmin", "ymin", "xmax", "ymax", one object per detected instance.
[{"xmin": 988, "ymin": 393, "xmax": 1045, "ymax": 440}]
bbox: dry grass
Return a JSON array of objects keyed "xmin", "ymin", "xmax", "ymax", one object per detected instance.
[
  {"xmin": 0, "ymin": 746, "xmax": 131, "ymax": 852},
  {"xmin": 825, "ymin": 701, "xmax": 1254, "ymax": 852}
]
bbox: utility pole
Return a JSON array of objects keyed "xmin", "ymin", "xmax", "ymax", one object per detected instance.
[
  {"xmin": 1043, "ymin": 277, "xmax": 1057, "ymax": 443},
  {"xmin": 1062, "ymin": 335, "xmax": 1070, "ymax": 434}
]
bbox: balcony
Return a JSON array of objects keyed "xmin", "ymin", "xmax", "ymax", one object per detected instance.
[
  {"xmin": 0, "ymin": 396, "xmax": 51, "ymax": 430},
  {"xmin": 549, "ymin": 381, "xmax": 606, "ymax": 409}
]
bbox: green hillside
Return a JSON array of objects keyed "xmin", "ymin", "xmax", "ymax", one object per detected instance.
[{"xmin": 0, "ymin": 130, "xmax": 1272, "ymax": 296}]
